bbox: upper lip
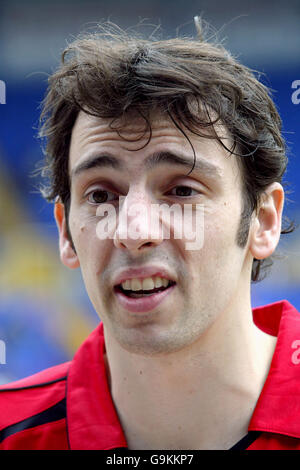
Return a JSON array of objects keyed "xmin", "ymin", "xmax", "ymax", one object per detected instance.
[{"xmin": 113, "ymin": 266, "xmax": 177, "ymax": 287}]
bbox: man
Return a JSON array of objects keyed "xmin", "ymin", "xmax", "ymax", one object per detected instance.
[{"xmin": 0, "ymin": 19, "xmax": 298, "ymax": 450}]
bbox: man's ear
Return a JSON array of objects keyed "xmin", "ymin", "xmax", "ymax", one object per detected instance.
[
  {"xmin": 54, "ymin": 202, "xmax": 80, "ymax": 269},
  {"xmin": 249, "ymin": 182, "xmax": 284, "ymax": 260}
]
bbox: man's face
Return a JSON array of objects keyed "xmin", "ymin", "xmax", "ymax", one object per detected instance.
[{"xmin": 63, "ymin": 110, "xmax": 251, "ymax": 355}]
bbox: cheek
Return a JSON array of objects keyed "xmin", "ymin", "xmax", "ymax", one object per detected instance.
[
  {"xmin": 202, "ymin": 204, "xmax": 235, "ymax": 246},
  {"xmin": 70, "ymin": 207, "xmax": 98, "ymax": 243},
  {"xmin": 189, "ymin": 203, "xmax": 243, "ymax": 274},
  {"xmin": 74, "ymin": 229, "xmax": 112, "ymax": 304},
  {"xmin": 206, "ymin": 198, "xmax": 241, "ymax": 239},
  {"xmin": 70, "ymin": 215, "xmax": 103, "ymax": 273}
]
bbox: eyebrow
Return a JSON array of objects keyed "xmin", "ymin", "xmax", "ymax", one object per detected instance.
[{"xmin": 71, "ymin": 151, "xmax": 222, "ymax": 179}]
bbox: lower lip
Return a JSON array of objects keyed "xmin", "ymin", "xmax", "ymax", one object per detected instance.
[{"xmin": 114, "ymin": 284, "xmax": 176, "ymax": 313}]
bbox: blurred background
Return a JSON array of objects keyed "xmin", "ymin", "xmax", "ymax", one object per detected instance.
[{"xmin": 0, "ymin": 0, "xmax": 299, "ymax": 383}]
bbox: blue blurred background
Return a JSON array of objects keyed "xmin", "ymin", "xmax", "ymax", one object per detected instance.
[{"xmin": 0, "ymin": 0, "xmax": 299, "ymax": 383}]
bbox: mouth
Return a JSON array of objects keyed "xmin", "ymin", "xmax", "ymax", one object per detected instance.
[
  {"xmin": 113, "ymin": 275, "xmax": 176, "ymax": 313},
  {"xmin": 114, "ymin": 277, "xmax": 176, "ymax": 298}
]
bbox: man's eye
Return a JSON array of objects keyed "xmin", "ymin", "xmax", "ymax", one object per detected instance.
[
  {"xmin": 169, "ymin": 186, "xmax": 199, "ymax": 197},
  {"xmin": 87, "ymin": 189, "xmax": 117, "ymax": 204}
]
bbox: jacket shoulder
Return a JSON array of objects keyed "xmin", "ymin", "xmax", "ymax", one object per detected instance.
[{"xmin": 0, "ymin": 362, "xmax": 70, "ymax": 432}]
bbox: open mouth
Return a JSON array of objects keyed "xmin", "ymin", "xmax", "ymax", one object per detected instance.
[
  {"xmin": 113, "ymin": 275, "xmax": 176, "ymax": 313},
  {"xmin": 115, "ymin": 280, "xmax": 176, "ymax": 298}
]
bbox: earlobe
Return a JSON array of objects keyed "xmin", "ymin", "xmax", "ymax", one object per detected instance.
[
  {"xmin": 54, "ymin": 202, "xmax": 80, "ymax": 269},
  {"xmin": 249, "ymin": 183, "xmax": 284, "ymax": 261}
]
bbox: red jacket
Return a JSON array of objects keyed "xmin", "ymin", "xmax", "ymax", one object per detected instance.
[{"xmin": 1, "ymin": 300, "xmax": 300, "ymax": 450}]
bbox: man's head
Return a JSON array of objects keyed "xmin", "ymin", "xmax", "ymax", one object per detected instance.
[
  {"xmin": 38, "ymin": 21, "xmax": 292, "ymax": 353},
  {"xmin": 39, "ymin": 21, "xmax": 292, "ymax": 282}
]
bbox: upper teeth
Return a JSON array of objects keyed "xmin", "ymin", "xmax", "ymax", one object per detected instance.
[{"xmin": 121, "ymin": 276, "xmax": 170, "ymax": 291}]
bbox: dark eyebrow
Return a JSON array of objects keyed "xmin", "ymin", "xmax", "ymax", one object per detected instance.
[
  {"xmin": 71, "ymin": 154, "xmax": 123, "ymax": 178},
  {"xmin": 71, "ymin": 151, "xmax": 222, "ymax": 179},
  {"xmin": 144, "ymin": 151, "xmax": 222, "ymax": 177}
]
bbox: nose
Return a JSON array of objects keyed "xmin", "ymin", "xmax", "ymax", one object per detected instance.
[{"xmin": 113, "ymin": 193, "xmax": 164, "ymax": 252}]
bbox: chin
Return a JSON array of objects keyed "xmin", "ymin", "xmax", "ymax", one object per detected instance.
[{"xmin": 110, "ymin": 323, "xmax": 201, "ymax": 357}]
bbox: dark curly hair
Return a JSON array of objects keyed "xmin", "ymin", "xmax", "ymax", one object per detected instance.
[{"xmin": 38, "ymin": 19, "xmax": 295, "ymax": 282}]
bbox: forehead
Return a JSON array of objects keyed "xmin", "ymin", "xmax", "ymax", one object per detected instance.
[{"xmin": 69, "ymin": 110, "xmax": 241, "ymax": 182}]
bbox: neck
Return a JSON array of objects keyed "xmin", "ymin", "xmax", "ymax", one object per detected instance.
[{"xmin": 103, "ymin": 291, "xmax": 276, "ymax": 450}]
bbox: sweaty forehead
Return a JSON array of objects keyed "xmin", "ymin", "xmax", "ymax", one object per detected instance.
[
  {"xmin": 70, "ymin": 110, "xmax": 182, "ymax": 150},
  {"xmin": 68, "ymin": 110, "xmax": 240, "ymax": 182}
]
